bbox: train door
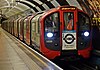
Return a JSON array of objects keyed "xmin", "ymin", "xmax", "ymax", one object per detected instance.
[
  {"xmin": 24, "ymin": 18, "xmax": 27, "ymax": 43},
  {"xmin": 26, "ymin": 18, "xmax": 31, "ymax": 45},
  {"xmin": 31, "ymin": 14, "xmax": 42, "ymax": 50},
  {"xmin": 17, "ymin": 18, "xmax": 21, "ymax": 38},
  {"xmin": 25, "ymin": 17, "xmax": 31, "ymax": 45},
  {"xmin": 12, "ymin": 20, "xmax": 14, "ymax": 35},
  {"xmin": 11, "ymin": 20, "xmax": 13, "ymax": 34},
  {"xmin": 9, "ymin": 20, "xmax": 11, "ymax": 33},
  {"xmin": 61, "ymin": 9, "xmax": 77, "ymax": 55},
  {"xmin": 14, "ymin": 20, "xmax": 15, "ymax": 36},
  {"xmin": 19, "ymin": 19, "xmax": 23, "ymax": 40},
  {"xmin": 8, "ymin": 20, "xmax": 10, "ymax": 32}
]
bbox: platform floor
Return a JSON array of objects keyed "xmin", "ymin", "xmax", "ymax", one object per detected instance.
[
  {"xmin": 0, "ymin": 27, "xmax": 62, "ymax": 70},
  {"xmin": 0, "ymin": 28, "xmax": 43, "ymax": 70}
]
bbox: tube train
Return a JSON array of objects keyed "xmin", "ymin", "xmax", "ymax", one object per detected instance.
[{"xmin": 2, "ymin": 6, "xmax": 92, "ymax": 59}]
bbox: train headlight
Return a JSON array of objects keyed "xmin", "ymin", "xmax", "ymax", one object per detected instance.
[
  {"xmin": 84, "ymin": 31, "xmax": 89, "ymax": 37},
  {"xmin": 47, "ymin": 32, "xmax": 53, "ymax": 38}
]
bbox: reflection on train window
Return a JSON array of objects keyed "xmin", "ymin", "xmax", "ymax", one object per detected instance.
[
  {"xmin": 38, "ymin": 16, "xmax": 41, "ymax": 33},
  {"xmin": 78, "ymin": 12, "xmax": 90, "ymax": 30},
  {"xmin": 31, "ymin": 21, "xmax": 36, "ymax": 33},
  {"xmin": 44, "ymin": 12, "xmax": 59, "ymax": 32},
  {"xmin": 20, "ymin": 20, "xmax": 23, "ymax": 35},
  {"xmin": 31, "ymin": 13, "xmax": 43, "ymax": 41},
  {"xmin": 18, "ymin": 20, "xmax": 21, "ymax": 35},
  {"xmin": 24, "ymin": 18, "xmax": 27, "ymax": 37},
  {"xmin": 64, "ymin": 12, "xmax": 74, "ymax": 30},
  {"xmin": 31, "ymin": 20, "xmax": 36, "ymax": 41},
  {"xmin": 31, "ymin": 21, "xmax": 36, "ymax": 32}
]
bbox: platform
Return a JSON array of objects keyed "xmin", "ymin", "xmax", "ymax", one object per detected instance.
[{"xmin": 0, "ymin": 27, "xmax": 62, "ymax": 70}]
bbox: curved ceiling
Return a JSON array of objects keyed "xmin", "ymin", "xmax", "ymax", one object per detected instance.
[{"xmin": 0, "ymin": 0, "xmax": 100, "ymax": 18}]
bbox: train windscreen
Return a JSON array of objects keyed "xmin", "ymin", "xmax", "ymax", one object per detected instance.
[
  {"xmin": 44, "ymin": 12, "xmax": 60, "ymax": 38},
  {"xmin": 78, "ymin": 12, "xmax": 90, "ymax": 31}
]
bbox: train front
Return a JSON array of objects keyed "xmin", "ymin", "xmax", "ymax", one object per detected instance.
[{"xmin": 40, "ymin": 6, "xmax": 92, "ymax": 59}]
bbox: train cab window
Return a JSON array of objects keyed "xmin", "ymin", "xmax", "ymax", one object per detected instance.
[
  {"xmin": 78, "ymin": 12, "xmax": 90, "ymax": 31},
  {"xmin": 44, "ymin": 12, "xmax": 60, "ymax": 38},
  {"xmin": 64, "ymin": 12, "xmax": 74, "ymax": 30},
  {"xmin": 44, "ymin": 12, "xmax": 59, "ymax": 32},
  {"xmin": 77, "ymin": 12, "xmax": 91, "ymax": 40}
]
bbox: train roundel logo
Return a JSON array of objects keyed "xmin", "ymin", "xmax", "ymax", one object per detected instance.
[{"xmin": 63, "ymin": 34, "xmax": 75, "ymax": 44}]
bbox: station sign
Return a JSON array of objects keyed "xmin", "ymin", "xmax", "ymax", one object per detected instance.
[
  {"xmin": 92, "ymin": 18, "xmax": 100, "ymax": 23},
  {"xmin": 92, "ymin": 17, "xmax": 100, "ymax": 26}
]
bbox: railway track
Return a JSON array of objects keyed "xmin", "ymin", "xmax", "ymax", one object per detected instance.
[
  {"xmin": 68, "ymin": 61, "xmax": 98, "ymax": 70},
  {"xmin": 54, "ymin": 59, "xmax": 99, "ymax": 70}
]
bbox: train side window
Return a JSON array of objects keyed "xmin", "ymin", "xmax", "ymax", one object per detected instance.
[
  {"xmin": 35, "ymin": 14, "xmax": 43, "ymax": 34},
  {"xmin": 31, "ymin": 21, "xmax": 36, "ymax": 32},
  {"xmin": 38, "ymin": 16, "xmax": 41, "ymax": 33},
  {"xmin": 19, "ymin": 20, "xmax": 23, "ymax": 35},
  {"xmin": 31, "ymin": 17, "xmax": 36, "ymax": 32}
]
